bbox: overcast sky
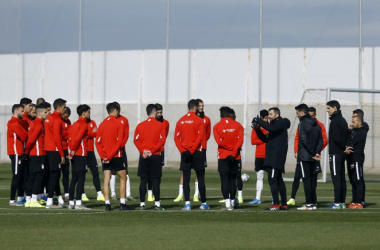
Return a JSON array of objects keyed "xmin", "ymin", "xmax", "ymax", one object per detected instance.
[{"xmin": 1, "ymin": 0, "xmax": 380, "ymax": 54}]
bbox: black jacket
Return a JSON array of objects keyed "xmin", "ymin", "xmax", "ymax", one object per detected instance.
[
  {"xmin": 346, "ymin": 125, "xmax": 368, "ymax": 164},
  {"xmin": 328, "ymin": 110, "xmax": 348, "ymax": 156},
  {"xmin": 255, "ymin": 116, "xmax": 291, "ymax": 173},
  {"xmin": 297, "ymin": 114, "xmax": 323, "ymax": 162}
]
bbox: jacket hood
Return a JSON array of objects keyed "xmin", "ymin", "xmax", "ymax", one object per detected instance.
[
  {"xmin": 284, "ymin": 118, "xmax": 291, "ymax": 129},
  {"xmin": 362, "ymin": 122, "xmax": 369, "ymax": 131},
  {"xmin": 329, "ymin": 110, "xmax": 342, "ymax": 120},
  {"xmin": 353, "ymin": 124, "xmax": 369, "ymax": 133},
  {"xmin": 301, "ymin": 114, "xmax": 317, "ymax": 127}
]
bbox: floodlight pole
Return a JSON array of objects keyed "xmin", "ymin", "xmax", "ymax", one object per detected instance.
[
  {"xmin": 358, "ymin": 0, "xmax": 362, "ymax": 108},
  {"xmin": 78, "ymin": 0, "xmax": 82, "ymax": 104},
  {"xmin": 258, "ymin": 0, "xmax": 263, "ymax": 113},
  {"xmin": 164, "ymin": 0, "xmax": 170, "ymax": 166}
]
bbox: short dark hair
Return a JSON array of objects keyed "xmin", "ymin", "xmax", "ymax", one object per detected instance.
[
  {"xmin": 106, "ymin": 102, "xmax": 119, "ymax": 114},
  {"xmin": 188, "ymin": 99, "xmax": 199, "ymax": 110},
  {"xmin": 269, "ymin": 107, "xmax": 280, "ymax": 116},
  {"xmin": 155, "ymin": 103, "xmax": 163, "ymax": 110},
  {"xmin": 35, "ymin": 104, "xmax": 46, "ymax": 114},
  {"xmin": 113, "ymin": 102, "xmax": 121, "ymax": 112},
  {"xmin": 219, "ymin": 106, "xmax": 231, "ymax": 118},
  {"xmin": 20, "ymin": 98, "xmax": 32, "ymax": 106},
  {"xmin": 326, "ymin": 100, "xmax": 340, "ymax": 111},
  {"xmin": 295, "ymin": 103, "xmax": 309, "ymax": 115},
  {"xmin": 77, "ymin": 104, "xmax": 91, "ymax": 116},
  {"xmin": 36, "ymin": 98, "xmax": 45, "ymax": 105},
  {"xmin": 64, "ymin": 107, "xmax": 71, "ymax": 116},
  {"xmin": 31, "ymin": 103, "xmax": 36, "ymax": 109},
  {"xmin": 53, "ymin": 98, "xmax": 67, "ymax": 110},
  {"xmin": 308, "ymin": 107, "xmax": 316, "ymax": 113},
  {"xmin": 12, "ymin": 104, "xmax": 22, "ymax": 114},
  {"xmin": 43, "ymin": 102, "xmax": 51, "ymax": 109},
  {"xmin": 260, "ymin": 109, "xmax": 268, "ymax": 118},
  {"xmin": 353, "ymin": 109, "xmax": 364, "ymax": 118},
  {"xmin": 196, "ymin": 99, "xmax": 204, "ymax": 104},
  {"xmin": 354, "ymin": 115, "xmax": 363, "ymax": 124},
  {"xmin": 146, "ymin": 104, "xmax": 157, "ymax": 116},
  {"xmin": 229, "ymin": 108, "xmax": 235, "ymax": 115}
]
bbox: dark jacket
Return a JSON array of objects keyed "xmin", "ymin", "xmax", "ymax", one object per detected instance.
[
  {"xmin": 346, "ymin": 125, "xmax": 368, "ymax": 164},
  {"xmin": 255, "ymin": 116, "xmax": 291, "ymax": 173},
  {"xmin": 297, "ymin": 114, "xmax": 323, "ymax": 162},
  {"xmin": 328, "ymin": 110, "xmax": 348, "ymax": 156}
]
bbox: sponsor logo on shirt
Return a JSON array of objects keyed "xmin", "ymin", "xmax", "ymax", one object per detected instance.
[
  {"xmin": 223, "ymin": 129, "xmax": 235, "ymax": 133},
  {"xmin": 184, "ymin": 120, "xmax": 194, "ymax": 124}
]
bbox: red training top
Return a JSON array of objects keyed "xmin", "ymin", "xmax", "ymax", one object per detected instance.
[
  {"xmin": 200, "ymin": 116, "xmax": 211, "ymax": 150},
  {"xmin": 7, "ymin": 116, "xmax": 28, "ymax": 155},
  {"xmin": 213, "ymin": 117, "xmax": 243, "ymax": 159},
  {"xmin": 251, "ymin": 127, "xmax": 268, "ymax": 158},
  {"xmin": 174, "ymin": 111, "xmax": 204, "ymax": 154},
  {"xmin": 134, "ymin": 117, "xmax": 167, "ymax": 155},
  {"xmin": 25, "ymin": 117, "xmax": 45, "ymax": 156},
  {"xmin": 44, "ymin": 111, "xmax": 65, "ymax": 157},
  {"xmin": 159, "ymin": 119, "xmax": 170, "ymax": 152},
  {"xmin": 96, "ymin": 115, "xmax": 124, "ymax": 160},
  {"xmin": 61, "ymin": 118, "xmax": 71, "ymax": 151},
  {"xmin": 118, "ymin": 115, "xmax": 129, "ymax": 152},
  {"xmin": 86, "ymin": 119, "xmax": 97, "ymax": 152},
  {"xmin": 68, "ymin": 117, "xmax": 88, "ymax": 157},
  {"xmin": 20, "ymin": 112, "xmax": 32, "ymax": 134},
  {"xmin": 235, "ymin": 121, "xmax": 244, "ymax": 160}
]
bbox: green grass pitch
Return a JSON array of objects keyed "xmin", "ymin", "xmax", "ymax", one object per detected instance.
[{"xmin": 1, "ymin": 163, "xmax": 380, "ymax": 249}]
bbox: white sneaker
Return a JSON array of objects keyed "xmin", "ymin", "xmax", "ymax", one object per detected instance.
[
  {"xmin": 75, "ymin": 204, "xmax": 91, "ymax": 210},
  {"xmin": 297, "ymin": 205, "xmax": 313, "ymax": 210}
]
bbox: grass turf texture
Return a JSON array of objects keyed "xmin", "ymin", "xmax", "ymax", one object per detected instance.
[{"xmin": 1, "ymin": 163, "xmax": 380, "ymax": 249}]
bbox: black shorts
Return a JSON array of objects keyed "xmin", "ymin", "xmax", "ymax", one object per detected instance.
[
  {"xmin": 255, "ymin": 158, "xmax": 265, "ymax": 172},
  {"xmin": 137, "ymin": 154, "xmax": 162, "ymax": 178},
  {"xmin": 87, "ymin": 151, "xmax": 98, "ymax": 168},
  {"xmin": 71, "ymin": 155, "xmax": 88, "ymax": 172},
  {"xmin": 202, "ymin": 149, "xmax": 207, "ymax": 168},
  {"xmin": 180, "ymin": 150, "xmax": 205, "ymax": 172},
  {"xmin": 122, "ymin": 151, "xmax": 128, "ymax": 167},
  {"xmin": 30, "ymin": 156, "xmax": 46, "ymax": 173},
  {"xmin": 218, "ymin": 158, "xmax": 238, "ymax": 174},
  {"xmin": 236, "ymin": 159, "xmax": 242, "ymax": 172},
  {"xmin": 161, "ymin": 151, "xmax": 165, "ymax": 167},
  {"xmin": 102, "ymin": 157, "xmax": 126, "ymax": 172},
  {"xmin": 46, "ymin": 151, "xmax": 62, "ymax": 172}
]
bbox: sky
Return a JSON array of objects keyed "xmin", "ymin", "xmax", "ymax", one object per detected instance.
[{"xmin": 1, "ymin": 0, "xmax": 380, "ymax": 54}]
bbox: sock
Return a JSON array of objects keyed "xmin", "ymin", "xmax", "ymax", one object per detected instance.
[
  {"xmin": 155, "ymin": 201, "xmax": 161, "ymax": 207},
  {"xmin": 140, "ymin": 202, "xmax": 145, "ymax": 206},
  {"xmin": 17, "ymin": 197, "xmax": 23, "ymax": 201},
  {"xmin": 82, "ymin": 193, "xmax": 86, "ymax": 197},
  {"xmin": 26, "ymin": 196, "xmax": 31, "ymax": 202},
  {"xmin": 194, "ymin": 182, "xmax": 199, "ymax": 196},
  {"xmin": 185, "ymin": 201, "xmax": 190, "ymax": 205},
  {"xmin": 231, "ymin": 199, "xmax": 235, "ymax": 206},
  {"xmin": 69, "ymin": 200, "xmax": 75, "ymax": 205},
  {"xmin": 58, "ymin": 196, "xmax": 64, "ymax": 204},
  {"xmin": 76, "ymin": 200, "xmax": 82, "ymax": 206},
  {"xmin": 97, "ymin": 191, "xmax": 102, "ymax": 197},
  {"xmin": 238, "ymin": 191, "xmax": 243, "ymax": 198},
  {"xmin": 120, "ymin": 198, "xmax": 126, "ymax": 204},
  {"xmin": 32, "ymin": 195, "xmax": 37, "ymax": 202},
  {"xmin": 148, "ymin": 190, "xmax": 153, "ymax": 196},
  {"xmin": 256, "ymin": 170, "xmax": 264, "ymax": 200},
  {"xmin": 105, "ymin": 200, "xmax": 110, "ymax": 205},
  {"xmin": 65, "ymin": 193, "xmax": 69, "ymax": 197},
  {"xmin": 225, "ymin": 199, "xmax": 231, "ymax": 207},
  {"xmin": 126, "ymin": 175, "xmax": 131, "ymax": 197},
  {"xmin": 202, "ymin": 202, "xmax": 207, "ymax": 205},
  {"xmin": 47, "ymin": 198, "xmax": 53, "ymax": 206},
  {"xmin": 110, "ymin": 175, "xmax": 116, "ymax": 193},
  {"xmin": 179, "ymin": 185, "xmax": 183, "ymax": 196}
]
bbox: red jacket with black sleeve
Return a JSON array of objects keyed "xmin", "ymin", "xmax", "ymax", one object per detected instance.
[
  {"xmin": 200, "ymin": 116, "xmax": 211, "ymax": 150},
  {"xmin": 159, "ymin": 119, "xmax": 170, "ymax": 152},
  {"xmin": 134, "ymin": 117, "xmax": 167, "ymax": 155},
  {"xmin": 68, "ymin": 117, "xmax": 88, "ymax": 157},
  {"xmin": 61, "ymin": 118, "xmax": 71, "ymax": 151},
  {"xmin": 213, "ymin": 118, "xmax": 243, "ymax": 159},
  {"xmin": 7, "ymin": 116, "xmax": 28, "ymax": 155},
  {"xmin": 25, "ymin": 117, "xmax": 45, "ymax": 156},
  {"xmin": 294, "ymin": 118, "xmax": 328, "ymax": 153},
  {"xmin": 86, "ymin": 119, "xmax": 97, "ymax": 152},
  {"xmin": 118, "ymin": 115, "xmax": 129, "ymax": 152},
  {"xmin": 96, "ymin": 115, "xmax": 124, "ymax": 160},
  {"xmin": 235, "ymin": 121, "xmax": 244, "ymax": 160},
  {"xmin": 44, "ymin": 111, "xmax": 65, "ymax": 157},
  {"xmin": 174, "ymin": 111, "xmax": 204, "ymax": 154},
  {"xmin": 251, "ymin": 127, "xmax": 267, "ymax": 158}
]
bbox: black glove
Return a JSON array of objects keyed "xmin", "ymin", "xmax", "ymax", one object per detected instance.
[
  {"xmin": 226, "ymin": 155, "xmax": 235, "ymax": 164},
  {"xmin": 251, "ymin": 116, "xmax": 259, "ymax": 129},
  {"xmin": 19, "ymin": 154, "xmax": 28, "ymax": 161},
  {"xmin": 181, "ymin": 151, "xmax": 192, "ymax": 161}
]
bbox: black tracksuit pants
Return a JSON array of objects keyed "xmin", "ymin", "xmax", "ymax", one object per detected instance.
[
  {"xmin": 299, "ymin": 161, "xmax": 318, "ymax": 205},
  {"xmin": 347, "ymin": 160, "xmax": 365, "ymax": 204},
  {"xmin": 266, "ymin": 167, "xmax": 287, "ymax": 205},
  {"xmin": 329, "ymin": 154, "xmax": 346, "ymax": 204}
]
